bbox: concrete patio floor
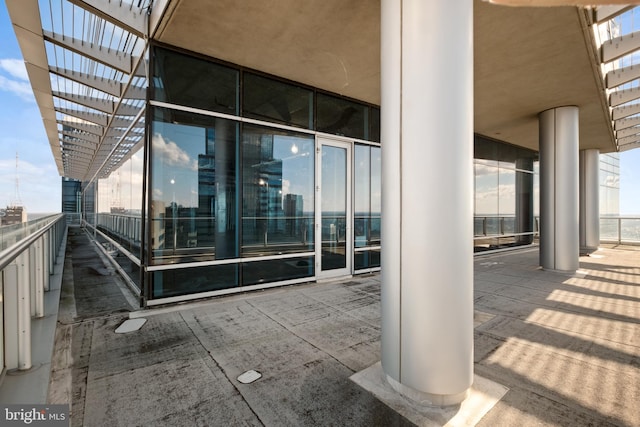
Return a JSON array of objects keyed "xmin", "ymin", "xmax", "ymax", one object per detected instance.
[{"xmin": 41, "ymin": 229, "xmax": 640, "ymax": 426}]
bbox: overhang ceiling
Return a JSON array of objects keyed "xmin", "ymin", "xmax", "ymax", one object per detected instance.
[
  {"xmin": 8, "ymin": 1, "xmax": 638, "ymax": 182},
  {"xmin": 156, "ymin": 0, "xmax": 617, "ymax": 153}
]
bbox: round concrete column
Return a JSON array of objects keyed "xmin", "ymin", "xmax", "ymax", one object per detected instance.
[
  {"xmin": 539, "ymin": 106, "xmax": 579, "ymax": 272},
  {"xmin": 580, "ymin": 149, "xmax": 600, "ymax": 254},
  {"xmin": 381, "ymin": 0, "xmax": 474, "ymax": 406}
]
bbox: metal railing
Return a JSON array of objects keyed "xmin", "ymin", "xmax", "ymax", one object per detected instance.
[
  {"xmin": 600, "ymin": 216, "xmax": 640, "ymax": 244},
  {"xmin": 0, "ymin": 214, "xmax": 66, "ymax": 376}
]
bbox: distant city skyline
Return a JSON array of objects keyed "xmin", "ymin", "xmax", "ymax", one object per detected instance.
[{"xmin": 1, "ymin": 5, "xmax": 640, "ymax": 214}]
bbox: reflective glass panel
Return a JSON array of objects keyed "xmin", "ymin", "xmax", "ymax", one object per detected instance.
[
  {"xmin": 153, "ymin": 47, "xmax": 238, "ymax": 114},
  {"xmin": 474, "ymin": 163, "xmax": 499, "ymax": 237},
  {"xmin": 498, "ymin": 168, "xmax": 516, "ymax": 235},
  {"xmin": 354, "ymin": 145, "xmax": 370, "ymax": 250},
  {"xmin": 371, "ymin": 146, "xmax": 381, "ymax": 249},
  {"xmin": 152, "ymin": 264, "xmax": 238, "ymax": 298},
  {"xmin": 370, "ymin": 108, "xmax": 380, "ymax": 143},
  {"xmin": 353, "ymin": 144, "xmax": 381, "ymax": 259},
  {"xmin": 241, "ymin": 125, "xmax": 314, "ymax": 256},
  {"xmin": 321, "ymin": 145, "xmax": 347, "ymax": 271},
  {"xmin": 317, "ymin": 93, "xmax": 367, "ymax": 140},
  {"xmin": 243, "ymin": 73, "xmax": 313, "ymax": 129},
  {"xmin": 242, "ymin": 256, "xmax": 314, "ymax": 285},
  {"xmin": 150, "ymin": 107, "xmax": 238, "ymax": 262}
]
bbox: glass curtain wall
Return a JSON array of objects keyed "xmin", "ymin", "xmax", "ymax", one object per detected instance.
[
  {"xmin": 96, "ymin": 146, "xmax": 144, "ymax": 255},
  {"xmin": 148, "ymin": 45, "xmax": 381, "ymax": 300},
  {"xmin": 474, "ymin": 135, "xmax": 538, "ymax": 251},
  {"xmin": 599, "ymin": 153, "xmax": 620, "ymax": 240},
  {"xmin": 354, "ymin": 145, "xmax": 381, "ymax": 269},
  {"xmin": 83, "ymin": 181, "xmax": 96, "ymax": 227}
]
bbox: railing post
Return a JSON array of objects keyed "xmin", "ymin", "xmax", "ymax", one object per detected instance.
[
  {"xmin": 34, "ymin": 237, "xmax": 45, "ymax": 318},
  {"xmin": 43, "ymin": 232, "xmax": 50, "ymax": 290},
  {"xmin": 17, "ymin": 252, "xmax": 32, "ymax": 370},
  {"xmin": 618, "ymin": 217, "xmax": 622, "ymax": 245},
  {"xmin": 48, "ymin": 228, "xmax": 54, "ymax": 274},
  {"xmin": 29, "ymin": 244, "xmax": 37, "ymax": 317},
  {"xmin": 3, "ymin": 263, "xmax": 19, "ymax": 370}
]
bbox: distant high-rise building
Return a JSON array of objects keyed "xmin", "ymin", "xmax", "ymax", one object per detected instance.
[{"xmin": 1, "ymin": 205, "xmax": 27, "ymax": 226}]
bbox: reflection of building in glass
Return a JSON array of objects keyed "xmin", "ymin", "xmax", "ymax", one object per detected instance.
[
  {"xmin": 243, "ymin": 133, "xmax": 284, "ymax": 242},
  {"xmin": 61, "ymin": 177, "xmax": 82, "ymax": 214},
  {"xmin": 284, "ymin": 194, "xmax": 303, "ymax": 236},
  {"xmin": 197, "ymin": 152, "xmax": 216, "ymax": 249}
]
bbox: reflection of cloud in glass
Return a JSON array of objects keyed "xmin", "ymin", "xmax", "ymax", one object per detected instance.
[
  {"xmin": 475, "ymin": 184, "xmax": 516, "ymax": 215},
  {"xmin": 475, "ymin": 163, "xmax": 498, "ymax": 176},
  {"xmin": 152, "ymin": 133, "xmax": 197, "ymax": 171}
]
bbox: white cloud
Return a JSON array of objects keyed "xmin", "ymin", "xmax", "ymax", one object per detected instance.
[
  {"xmin": 0, "ymin": 74, "xmax": 34, "ymax": 101},
  {"xmin": 152, "ymin": 133, "xmax": 197, "ymax": 170},
  {"xmin": 0, "ymin": 157, "xmax": 60, "ymax": 212},
  {"xmin": 0, "ymin": 59, "xmax": 28, "ymax": 81}
]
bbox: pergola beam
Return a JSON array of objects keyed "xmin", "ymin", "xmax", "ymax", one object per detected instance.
[
  {"xmin": 606, "ymin": 64, "xmax": 640, "ymax": 89},
  {"xmin": 50, "ymin": 66, "xmax": 122, "ymax": 97},
  {"xmin": 614, "ymin": 115, "xmax": 640, "ymax": 131},
  {"xmin": 616, "ymin": 125, "xmax": 640, "ymax": 138},
  {"xmin": 53, "ymin": 91, "xmax": 114, "ymax": 114},
  {"xmin": 609, "ymin": 86, "xmax": 640, "ymax": 107},
  {"xmin": 612, "ymin": 103, "xmax": 640, "ymax": 121},
  {"xmin": 66, "ymin": 0, "xmax": 147, "ymax": 38},
  {"xmin": 57, "ymin": 120, "xmax": 104, "ymax": 137},
  {"xmin": 43, "ymin": 30, "xmax": 137, "ymax": 74},
  {"xmin": 56, "ymin": 107, "xmax": 108, "ymax": 127},
  {"xmin": 601, "ymin": 30, "xmax": 640, "ymax": 64}
]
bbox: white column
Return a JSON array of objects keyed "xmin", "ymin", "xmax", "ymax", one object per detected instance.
[
  {"xmin": 539, "ymin": 106, "xmax": 579, "ymax": 272},
  {"xmin": 381, "ymin": 0, "xmax": 474, "ymax": 406},
  {"xmin": 580, "ymin": 149, "xmax": 600, "ymax": 254}
]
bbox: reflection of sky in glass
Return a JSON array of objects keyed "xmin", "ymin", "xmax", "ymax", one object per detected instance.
[
  {"xmin": 321, "ymin": 146, "xmax": 346, "ymax": 213},
  {"xmin": 474, "ymin": 163, "xmax": 521, "ymax": 216},
  {"xmin": 152, "ymin": 122, "xmax": 316, "ymax": 211},
  {"xmin": 152, "ymin": 123, "xmax": 203, "ymax": 208},
  {"xmin": 272, "ymin": 135, "xmax": 314, "ymax": 212},
  {"xmin": 98, "ymin": 147, "xmax": 145, "ymax": 213},
  {"xmin": 354, "ymin": 145, "xmax": 370, "ymax": 213}
]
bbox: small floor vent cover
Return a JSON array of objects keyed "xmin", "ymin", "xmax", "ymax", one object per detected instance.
[
  {"xmin": 115, "ymin": 318, "xmax": 147, "ymax": 334},
  {"xmin": 237, "ymin": 370, "xmax": 262, "ymax": 384}
]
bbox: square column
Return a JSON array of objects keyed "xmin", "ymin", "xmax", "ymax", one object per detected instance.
[
  {"xmin": 579, "ymin": 149, "xmax": 600, "ymax": 254},
  {"xmin": 380, "ymin": 0, "xmax": 474, "ymax": 405},
  {"xmin": 539, "ymin": 106, "xmax": 579, "ymax": 272}
]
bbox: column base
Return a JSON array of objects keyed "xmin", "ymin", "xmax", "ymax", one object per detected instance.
[
  {"xmin": 580, "ymin": 246, "xmax": 599, "ymax": 256},
  {"xmin": 385, "ymin": 373, "xmax": 469, "ymax": 407},
  {"xmin": 350, "ymin": 362, "xmax": 508, "ymax": 426}
]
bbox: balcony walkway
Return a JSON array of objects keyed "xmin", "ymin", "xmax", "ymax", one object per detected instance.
[{"xmin": 37, "ymin": 227, "xmax": 640, "ymax": 425}]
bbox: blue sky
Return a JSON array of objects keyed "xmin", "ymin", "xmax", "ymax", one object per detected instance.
[
  {"xmin": 1, "ymin": 4, "xmax": 60, "ymax": 213},
  {"xmin": 1, "ymin": 4, "xmax": 640, "ymax": 214}
]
